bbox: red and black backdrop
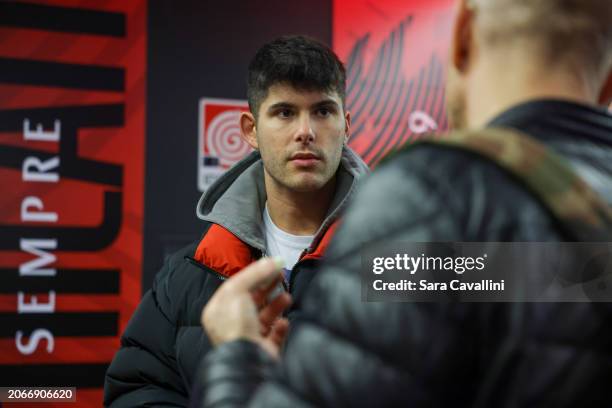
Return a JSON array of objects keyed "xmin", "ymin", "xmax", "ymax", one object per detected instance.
[{"xmin": 0, "ymin": 0, "xmax": 454, "ymax": 406}]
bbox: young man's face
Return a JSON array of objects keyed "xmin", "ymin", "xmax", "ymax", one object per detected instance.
[{"xmin": 244, "ymin": 83, "xmax": 349, "ymax": 194}]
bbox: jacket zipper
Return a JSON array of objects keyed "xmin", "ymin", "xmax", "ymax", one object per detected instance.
[
  {"xmin": 287, "ymin": 247, "xmax": 310, "ymax": 293},
  {"xmin": 184, "ymin": 256, "xmax": 227, "ymax": 281}
]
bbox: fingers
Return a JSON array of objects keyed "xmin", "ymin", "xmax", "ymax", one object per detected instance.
[
  {"xmin": 266, "ymin": 281, "xmax": 286, "ymax": 304},
  {"xmin": 259, "ymin": 292, "xmax": 292, "ymax": 333},
  {"xmin": 229, "ymin": 257, "xmax": 285, "ymax": 291},
  {"xmin": 259, "ymin": 318, "xmax": 290, "ymax": 359},
  {"xmin": 200, "ymin": 257, "xmax": 292, "ymax": 353},
  {"xmin": 252, "ymin": 277, "xmax": 284, "ymax": 309},
  {"xmin": 269, "ymin": 318, "xmax": 290, "ymax": 347}
]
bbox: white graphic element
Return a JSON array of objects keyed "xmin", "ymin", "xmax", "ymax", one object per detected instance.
[
  {"xmin": 409, "ymin": 110, "xmax": 438, "ymax": 134},
  {"xmin": 198, "ymin": 98, "xmax": 251, "ymax": 192},
  {"xmin": 207, "ymin": 110, "xmax": 252, "ymax": 167}
]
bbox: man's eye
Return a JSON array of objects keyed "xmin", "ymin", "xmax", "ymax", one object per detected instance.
[
  {"xmin": 278, "ymin": 109, "xmax": 293, "ymax": 118},
  {"xmin": 316, "ymin": 108, "xmax": 332, "ymax": 117}
]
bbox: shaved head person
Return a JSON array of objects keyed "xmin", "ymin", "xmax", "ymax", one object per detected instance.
[{"xmin": 196, "ymin": 1, "xmax": 612, "ymax": 407}]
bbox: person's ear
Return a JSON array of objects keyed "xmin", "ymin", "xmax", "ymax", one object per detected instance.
[
  {"xmin": 344, "ymin": 110, "xmax": 351, "ymax": 144},
  {"xmin": 451, "ymin": 0, "xmax": 475, "ymax": 74},
  {"xmin": 240, "ymin": 111, "xmax": 258, "ymax": 149},
  {"xmin": 598, "ymin": 68, "xmax": 612, "ymax": 107}
]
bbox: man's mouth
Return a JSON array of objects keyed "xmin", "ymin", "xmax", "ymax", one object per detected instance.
[{"xmin": 289, "ymin": 152, "xmax": 321, "ymax": 167}]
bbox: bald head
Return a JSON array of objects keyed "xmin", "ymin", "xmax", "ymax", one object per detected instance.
[
  {"xmin": 470, "ymin": 0, "xmax": 612, "ymax": 91},
  {"xmin": 446, "ymin": 0, "xmax": 612, "ymax": 129}
]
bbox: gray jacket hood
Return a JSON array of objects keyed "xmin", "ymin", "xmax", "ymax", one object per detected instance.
[{"xmin": 196, "ymin": 146, "xmax": 369, "ymax": 252}]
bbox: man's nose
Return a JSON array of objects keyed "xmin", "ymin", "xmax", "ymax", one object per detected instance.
[{"xmin": 294, "ymin": 114, "xmax": 315, "ymax": 144}]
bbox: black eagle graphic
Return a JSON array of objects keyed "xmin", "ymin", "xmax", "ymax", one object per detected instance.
[{"xmin": 345, "ymin": 15, "xmax": 449, "ymax": 166}]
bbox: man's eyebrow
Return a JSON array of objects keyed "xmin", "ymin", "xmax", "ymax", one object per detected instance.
[
  {"xmin": 266, "ymin": 102, "xmax": 295, "ymax": 112},
  {"xmin": 266, "ymin": 99, "xmax": 340, "ymax": 112},
  {"xmin": 312, "ymin": 99, "xmax": 340, "ymax": 109}
]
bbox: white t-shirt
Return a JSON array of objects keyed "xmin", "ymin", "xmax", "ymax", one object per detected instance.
[{"xmin": 263, "ymin": 205, "xmax": 314, "ymax": 282}]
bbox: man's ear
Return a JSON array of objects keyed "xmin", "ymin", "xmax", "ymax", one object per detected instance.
[
  {"xmin": 451, "ymin": 0, "xmax": 475, "ymax": 74},
  {"xmin": 240, "ymin": 111, "xmax": 258, "ymax": 149},
  {"xmin": 598, "ymin": 69, "xmax": 612, "ymax": 107},
  {"xmin": 344, "ymin": 110, "xmax": 351, "ymax": 144}
]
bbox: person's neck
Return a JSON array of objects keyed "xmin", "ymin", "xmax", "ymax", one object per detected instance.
[
  {"xmin": 466, "ymin": 54, "xmax": 597, "ymax": 128},
  {"xmin": 265, "ymin": 173, "xmax": 337, "ymax": 236}
]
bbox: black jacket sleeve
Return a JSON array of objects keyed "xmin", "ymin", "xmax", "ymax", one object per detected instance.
[
  {"xmin": 196, "ymin": 340, "xmax": 276, "ymax": 407},
  {"xmin": 104, "ymin": 251, "xmax": 191, "ymax": 407}
]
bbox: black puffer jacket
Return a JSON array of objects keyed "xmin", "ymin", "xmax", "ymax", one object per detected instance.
[{"xmin": 197, "ymin": 100, "xmax": 612, "ymax": 407}]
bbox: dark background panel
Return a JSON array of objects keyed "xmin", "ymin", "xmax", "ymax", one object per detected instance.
[{"xmin": 144, "ymin": 0, "xmax": 333, "ymax": 292}]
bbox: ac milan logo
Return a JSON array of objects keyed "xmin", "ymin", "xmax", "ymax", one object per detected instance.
[{"xmin": 198, "ymin": 98, "xmax": 251, "ymax": 191}]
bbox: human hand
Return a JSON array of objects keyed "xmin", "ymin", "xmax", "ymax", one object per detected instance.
[{"xmin": 201, "ymin": 257, "xmax": 292, "ymax": 359}]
